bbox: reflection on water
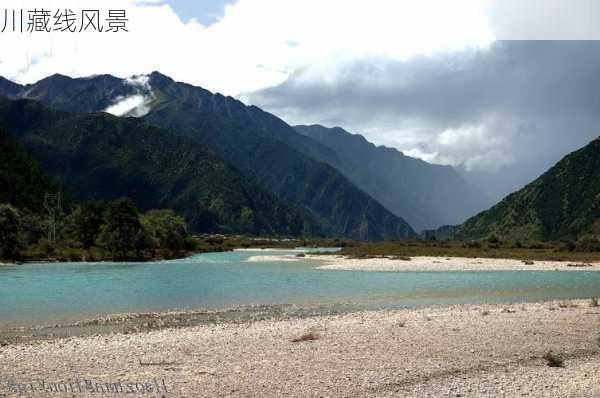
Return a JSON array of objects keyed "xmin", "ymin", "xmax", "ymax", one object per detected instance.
[{"xmin": 1, "ymin": 248, "xmax": 599, "ymax": 326}]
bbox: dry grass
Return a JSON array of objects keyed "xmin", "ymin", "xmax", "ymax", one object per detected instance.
[
  {"xmin": 291, "ymin": 332, "xmax": 320, "ymax": 343},
  {"xmin": 590, "ymin": 297, "xmax": 599, "ymax": 307},
  {"xmin": 558, "ymin": 301, "xmax": 578, "ymax": 309},
  {"xmin": 339, "ymin": 240, "xmax": 600, "ymax": 263},
  {"xmin": 481, "ymin": 310, "xmax": 490, "ymax": 316}
]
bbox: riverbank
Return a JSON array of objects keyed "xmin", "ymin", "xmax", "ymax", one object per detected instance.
[
  {"xmin": 1, "ymin": 299, "xmax": 599, "ymax": 397},
  {"xmin": 313, "ymin": 255, "xmax": 600, "ymax": 272},
  {"xmin": 245, "ymin": 253, "xmax": 600, "ymax": 271}
]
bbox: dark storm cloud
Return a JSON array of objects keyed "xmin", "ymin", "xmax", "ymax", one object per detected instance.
[{"xmin": 245, "ymin": 41, "xmax": 600, "ymax": 199}]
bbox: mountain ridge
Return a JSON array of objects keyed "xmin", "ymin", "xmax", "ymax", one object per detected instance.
[
  {"xmin": 454, "ymin": 137, "xmax": 600, "ymax": 241},
  {"xmin": 0, "ymin": 72, "xmax": 416, "ymax": 240},
  {"xmin": 294, "ymin": 124, "xmax": 488, "ymax": 231},
  {"xmin": 0, "ymin": 96, "xmax": 322, "ymax": 236}
]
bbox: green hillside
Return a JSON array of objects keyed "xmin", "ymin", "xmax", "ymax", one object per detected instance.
[
  {"xmin": 457, "ymin": 138, "xmax": 600, "ymax": 241},
  {"xmin": 0, "ymin": 72, "xmax": 415, "ymax": 240},
  {"xmin": 0, "ymin": 97, "xmax": 320, "ymax": 236}
]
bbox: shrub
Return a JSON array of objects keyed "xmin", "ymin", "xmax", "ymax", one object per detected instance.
[
  {"xmin": 0, "ymin": 204, "xmax": 22, "ymax": 260},
  {"xmin": 487, "ymin": 234, "xmax": 500, "ymax": 244},
  {"xmin": 576, "ymin": 236, "xmax": 600, "ymax": 252},
  {"xmin": 513, "ymin": 240, "xmax": 523, "ymax": 249},
  {"xmin": 590, "ymin": 297, "xmax": 599, "ymax": 307},
  {"xmin": 464, "ymin": 241, "xmax": 482, "ymax": 249},
  {"xmin": 543, "ymin": 351, "xmax": 564, "ymax": 368}
]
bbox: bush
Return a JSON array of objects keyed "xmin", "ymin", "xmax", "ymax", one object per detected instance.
[
  {"xmin": 576, "ymin": 236, "xmax": 600, "ymax": 252},
  {"xmin": 487, "ymin": 234, "xmax": 500, "ymax": 244},
  {"xmin": 513, "ymin": 240, "xmax": 523, "ymax": 249},
  {"xmin": 0, "ymin": 204, "xmax": 22, "ymax": 260},
  {"xmin": 96, "ymin": 198, "xmax": 144, "ymax": 259},
  {"xmin": 463, "ymin": 241, "xmax": 482, "ymax": 249},
  {"xmin": 562, "ymin": 240, "xmax": 576, "ymax": 252},
  {"xmin": 543, "ymin": 351, "xmax": 564, "ymax": 368}
]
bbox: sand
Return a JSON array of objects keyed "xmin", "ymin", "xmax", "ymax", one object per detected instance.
[
  {"xmin": 251, "ymin": 253, "xmax": 600, "ymax": 272},
  {"xmin": 1, "ymin": 299, "xmax": 600, "ymax": 397}
]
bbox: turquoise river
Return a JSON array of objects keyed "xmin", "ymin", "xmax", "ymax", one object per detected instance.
[{"xmin": 1, "ymin": 249, "xmax": 600, "ymax": 326}]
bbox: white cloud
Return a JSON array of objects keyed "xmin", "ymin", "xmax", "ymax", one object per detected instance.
[
  {"xmin": 105, "ymin": 94, "xmax": 150, "ymax": 117},
  {"xmin": 104, "ymin": 74, "xmax": 154, "ymax": 116},
  {"xmin": 0, "ymin": 0, "xmax": 495, "ymax": 96}
]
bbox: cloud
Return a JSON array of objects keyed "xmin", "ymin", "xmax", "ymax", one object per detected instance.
[
  {"xmin": 0, "ymin": 0, "xmax": 495, "ymax": 95},
  {"xmin": 104, "ymin": 74, "xmax": 154, "ymax": 116},
  {"xmin": 3, "ymin": 0, "xmax": 600, "ymax": 200},
  {"xmin": 245, "ymin": 41, "xmax": 600, "ymax": 181}
]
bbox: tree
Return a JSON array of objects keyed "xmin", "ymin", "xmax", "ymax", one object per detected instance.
[
  {"xmin": 239, "ymin": 207, "xmax": 255, "ymax": 234},
  {"xmin": 67, "ymin": 202, "xmax": 105, "ymax": 248},
  {"xmin": 141, "ymin": 209, "xmax": 187, "ymax": 251},
  {"xmin": 96, "ymin": 198, "xmax": 144, "ymax": 259},
  {"xmin": 0, "ymin": 204, "xmax": 22, "ymax": 260}
]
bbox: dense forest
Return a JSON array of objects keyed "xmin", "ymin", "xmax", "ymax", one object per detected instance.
[{"xmin": 0, "ymin": 128, "xmax": 194, "ymax": 261}]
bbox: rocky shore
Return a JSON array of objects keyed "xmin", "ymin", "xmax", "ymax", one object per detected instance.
[
  {"xmin": 1, "ymin": 299, "xmax": 599, "ymax": 397},
  {"xmin": 247, "ymin": 253, "xmax": 600, "ymax": 272}
]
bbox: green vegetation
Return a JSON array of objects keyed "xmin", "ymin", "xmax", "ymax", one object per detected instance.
[
  {"xmin": 543, "ymin": 351, "xmax": 564, "ymax": 368},
  {"xmin": 0, "ymin": 204, "xmax": 21, "ymax": 259},
  {"xmin": 0, "ymin": 97, "xmax": 320, "ymax": 237},
  {"xmin": 337, "ymin": 238, "xmax": 600, "ymax": 263},
  {"xmin": 0, "ymin": 127, "xmax": 58, "ymax": 213},
  {"xmin": 4, "ymin": 197, "xmax": 199, "ymax": 262},
  {"xmin": 455, "ymin": 138, "xmax": 600, "ymax": 242},
  {"xmin": 0, "ymin": 72, "xmax": 415, "ymax": 240},
  {"xmin": 141, "ymin": 73, "xmax": 415, "ymax": 240}
]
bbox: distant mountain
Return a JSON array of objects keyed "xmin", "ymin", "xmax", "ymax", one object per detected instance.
[
  {"xmin": 0, "ymin": 127, "xmax": 57, "ymax": 213},
  {"xmin": 0, "ymin": 97, "xmax": 321, "ymax": 236},
  {"xmin": 294, "ymin": 125, "xmax": 488, "ymax": 231},
  {"xmin": 0, "ymin": 73, "xmax": 415, "ymax": 240},
  {"xmin": 456, "ymin": 138, "xmax": 600, "ymax": 241}
]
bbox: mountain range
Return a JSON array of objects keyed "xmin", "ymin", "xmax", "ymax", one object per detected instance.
[
  {"xmin": 0, "ymin": 97, "xmax": 323, "ymax": 236},
  {"xmin": 294, "ymin": 125, "xmax": 487, "ymax": 231},
  {"xmin": 1, "ymin": 72, "xmax": 597, "ymax": 242},
  {"xmin": 0, "ymin": 73, "xmax": 416, "ymax": 239}
]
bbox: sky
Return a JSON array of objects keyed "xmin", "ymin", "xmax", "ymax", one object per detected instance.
[{"xmin": 0, "ymin": 0, "xmax": 599, "ymax": 201}]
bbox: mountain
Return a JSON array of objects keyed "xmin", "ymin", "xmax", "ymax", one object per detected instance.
[
  {"xmin": 0, "ymin": 127, "xmax": 58, "ymax": 213},
  {"xmin": 0, "ymin": 73, "xmax": 415, "ymax": 240},
  {"xmin": 456, "ymin": 137, "xmax": 600, "ymax": 241},
  {"xmin": 294, "ymin": 124, "xmax": 488, "ymax": 231},
  {"xmin": 0, "ymin": 97, "xmax": 321, "ymax": 236}
]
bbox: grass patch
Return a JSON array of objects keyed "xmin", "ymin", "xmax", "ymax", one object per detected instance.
[
  {"xmin": 543, "ymin": 351, "xmax": 564, "ymax": 368},
  {"xmin": 339, "ymin": 239, "xmax": 600, "ymax": 263},
  {"xmin": 291, "ymin": 332, "xmax": 320, "ymax": 343}
]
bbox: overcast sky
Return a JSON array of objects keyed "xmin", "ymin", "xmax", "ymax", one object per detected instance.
[{"xmin": 1, "ymin": 0, "xmax": 599, "ymax": 200}]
